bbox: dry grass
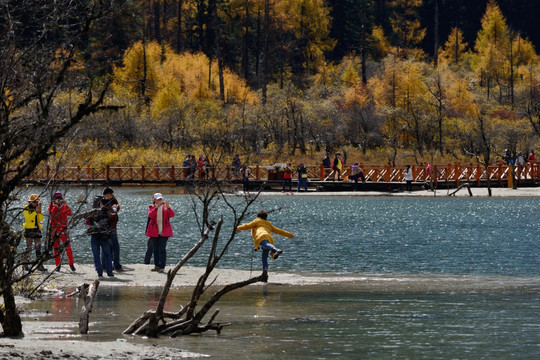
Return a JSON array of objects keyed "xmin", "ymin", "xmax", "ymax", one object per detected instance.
[{"xmin": 59, "ymin": 142, "xmax": 475, "ymax": 168}]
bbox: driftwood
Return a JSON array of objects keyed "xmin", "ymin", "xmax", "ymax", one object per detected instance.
[
  {"xmin": 79, "ymin": 280, "xmax": 100, "ymax": 334},
  {"xmin": 124, "ymin": 186, "xmax": 264, "ymax": 337},
  {"xmin": 66, "ymin": 283, "xmax": 89, "ymax": 298},
  {"xmin": 448, "ymin": 183, "xmax": 473, "ymax": 196}
]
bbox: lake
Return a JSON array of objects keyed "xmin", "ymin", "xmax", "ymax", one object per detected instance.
[{"xmin": 18, "ymin": 188, "xmax": 540, "ymax": 359}]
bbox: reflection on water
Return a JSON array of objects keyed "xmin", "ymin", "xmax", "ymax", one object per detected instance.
[{"xmin": 23, "ymin": 283, "xmax": 540, "ymax": 359}]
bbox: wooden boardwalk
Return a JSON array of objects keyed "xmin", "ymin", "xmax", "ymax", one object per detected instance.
[{"xmin": 24, "ymin": 162, "xmax": 540, "ymax": 191}]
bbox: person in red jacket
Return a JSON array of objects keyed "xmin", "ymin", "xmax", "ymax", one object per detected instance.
[
  {"xmin": 48, "ymin": 192, "xmax": 75, "ymax": 271},
  {"xmin": 145, "ymin": 193, "xmax": 175, "ymax": 273}
]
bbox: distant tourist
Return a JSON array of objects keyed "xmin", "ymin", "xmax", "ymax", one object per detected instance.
[
  {"xmin": 322, "ymin": 153, "xmax": 331, "ymax": 168},
  {"xmin": 241, "ymin": 165, "xmax": 250, "ymax": 191},
  {"xmin": 426, "ymin": 163, "xmax": 432, "ymax": 179},
  {"xmin": 404, "ymin": 165, "xmax": 413, "ymax": 192},
  {"xmin": 504, "ymin": 149, "xmax": 513, "ymax": 165},
  {"xmin": 331, "ymin": 153, "xmax": 344, "ymax": 181},
  {"xmin": 282, "ymin": 163, "xmax": 293, "ymax": 193},
  {"xmin": 232, "ymin": 154, "xmax": 241, "ymax": 179},
  {"xmin": 349, "ymin": 162, "xmax": 365, "ymax": 191},
  {"xmin": 297, "ymin": 163, "xmax": 308, "ymax": 192}
]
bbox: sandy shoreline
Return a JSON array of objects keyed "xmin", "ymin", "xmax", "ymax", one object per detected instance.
[{"xmin": 31, "ymin": 263, "xmax": 540, "ymax": 292}]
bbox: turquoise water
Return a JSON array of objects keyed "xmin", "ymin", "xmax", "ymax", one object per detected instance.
[
  {"xmin": 18, "ymin": 188, "xmax": 540, "ymax": 359},
  {"xmin": 35, "ymin": 188, "xmax": 538, "ymax": 276}
]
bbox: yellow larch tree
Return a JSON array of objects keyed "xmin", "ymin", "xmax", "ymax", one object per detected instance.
[
  {"xmin": 369, "ymin": 56, "xmax": 404, "ymax": 164},
  {"xmin": 280, "ymin": 0, "xmax": 336, "ymax": 72},
  {"xmin": 112, "ymin": 41, "xmax": 171, "ymax": 103},
  {"xmin": 473, "ymin": 0, "xmax": 510, "ymax": 101},
  {"xmin": 371, "ymin": 25, "xmax": 392, "ymax": 61},
  {"xmin": 388, "ymin": 0, "xmax": 426, "ymax": 60},
  {"xmin": 438, "ymin": 27, "xmax": 469, "ymax": 67}
]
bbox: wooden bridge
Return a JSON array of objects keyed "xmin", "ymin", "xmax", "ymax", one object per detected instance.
[{"xmin": 25, "ymin": 162, "xmax": 539, "ymax": 191}]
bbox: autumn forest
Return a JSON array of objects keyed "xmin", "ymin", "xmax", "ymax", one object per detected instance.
[{"xmin": 3, "ymin": 0, "xmax": 540, "ymax": 168}]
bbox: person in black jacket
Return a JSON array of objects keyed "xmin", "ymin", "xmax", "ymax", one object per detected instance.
[
  {"xmin": 87, "ymin": 198, "xmax": 114, "ymax": 277},
  {"xmin": 100, "ymin": 187, "xmax": 123, "ymax": 272}
]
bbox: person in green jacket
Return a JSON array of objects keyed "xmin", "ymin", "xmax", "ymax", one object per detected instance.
[
  {"xmin": 22, "ymin": 194, "xmax": 46, "ymax": 271},
  {"xmin": 236, "ymin": 210, "xmax": 295, "ymax": 278}
]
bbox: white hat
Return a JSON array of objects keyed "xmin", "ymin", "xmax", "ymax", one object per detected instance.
[{"xmin": 154, "ymin": 193, "xmax": 163, "ymax": 200}]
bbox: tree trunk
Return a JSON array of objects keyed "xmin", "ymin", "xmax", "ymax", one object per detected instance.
[
  {"xmin": 176, "ymin": 0, "xmax": 184, "ymax": 52},
  {"xmin": 153, "ymin": 0, "xmax": 161, "ymax": 43},
  {"xmin": 360, "ymin": 0, "xmax": 368, "ymax": 84},
  {"xmin": 214, "ymin": 1, "xmax": 225, "ymax": 102},
  {"xmin": 255, "ymin": 9, "xmax": 261, "ymax": 78},
  {"xmin": 433, "ymin": 0, "xmax": 439, "ymax": 65},
  {"xmin": 509, "ymin": 32, "xmax": 515, "ymax": 107},
  {"xmin": 1, "ymin": 285, "xmax": 23, "ymax": 337},
  {"xmin": 141, "ymin": 40, "xmax": 150, "ymax": 105},
  {"xmin": 262, "ymin": 0, "xmax": 269, "ymax": 104},
  {"xmin": 241, "ymin": 0, "xmax": 250, "ymax": 81},
  {"xmin": 79, "ymin": 280, "xmax": 100, "ymax": 334}
]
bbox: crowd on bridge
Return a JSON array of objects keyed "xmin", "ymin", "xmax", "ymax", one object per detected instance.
[{"xmin": 179, "ymin": 149, "xmax": 538, "ymax": 192}]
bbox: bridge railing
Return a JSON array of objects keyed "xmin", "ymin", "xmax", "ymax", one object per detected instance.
[{"xmin": 26, "ymin": 162, "xmax": 539, "ymax": 184}]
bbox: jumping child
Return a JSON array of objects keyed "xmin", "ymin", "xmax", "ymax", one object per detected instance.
[{"xmin": 236, "ymin": 210, "xmax": 295, "ymax": 278}]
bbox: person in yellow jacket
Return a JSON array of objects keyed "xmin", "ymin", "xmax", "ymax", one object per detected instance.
[
  {"xmin": 236, "ymin": 209, "xmax": 295, "ymax": 277},
  {"xmin": 22, "ymin": 194, "xmax": 46, "ymax": 271}
]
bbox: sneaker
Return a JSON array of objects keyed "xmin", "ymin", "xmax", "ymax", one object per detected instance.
[
  {"xmin": 273, "ymin": 249, "xmax": 282, "ymax": 260},
  {"xmin": 281, "ymin": 190, "xmax": 285, "ymax": 193},
  {"xmin": 261, "ymin": 270, "xmax": 268, "ymax": 283},
  {"xmin": 115, "ymin": 267, "xmax": 125, "ymax": 272},
  {"xmin": 157, "ymin": 268, "xmax": 165, "ymax": 273},
  {"xmin": 70, "ymin": 265, "xmax": 76, "ymax": 271},
  {"xmin": 151, "ymin": 266, "xmax": 159, "ymax": 272},
  {"xmin": 55, "ymin": 265, "xmax": 61, "ymax": 272},
  {"xmin": 107, "ymin": 273, "xmax": 115, "ymax": 277}
]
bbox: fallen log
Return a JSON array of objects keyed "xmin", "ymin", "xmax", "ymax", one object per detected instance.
[{"xmin": 448, "ymin": 183, "xmax": 473, "ymax": 196}]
